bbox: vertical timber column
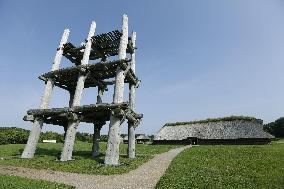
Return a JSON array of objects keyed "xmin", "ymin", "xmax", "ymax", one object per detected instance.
[
  {"xmin": 128, "ymin": 31, "xmax": 136, "ymax": 158},
  {"xmin": 63, "ymin": 90, "xmax": 75, "ymax": 138},
  {"xmin": 21, "ymin": 29, "xmax": 70, "ymax": 158},
  {"xmin": 92, "ymin": 87, "xmax": 105, "ymax": 157},
  {"xmin": 92, "ymin": 123, "xmax": 102, "ymax": 157},
  {"xmin": 105, "ymin": 14, "xmax": 128, "ymax": 165},
  {"xmin": 68, "ymin": 90, "xmax": 75, "ymax": 108},
  {"xmin": 60, "ymin": 21, "xmax": 96, "ymax": 161},
  {"xmin": 96, "ymin": 86, "xmax": 104, "ymax": 104}
]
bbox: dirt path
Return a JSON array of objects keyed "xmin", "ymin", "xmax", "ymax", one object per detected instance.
[{"xmin": 0, "ymin": 146, "xmax": 190, "ymax": 189}]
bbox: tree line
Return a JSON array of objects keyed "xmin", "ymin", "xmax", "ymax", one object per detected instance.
[
  {"xmin": 0, "ymin": 127, "xmax": 109, "ymax": 145},
  {"xmin": 263, "ymin": 117, "xmax": 284, "ymax": 138},
  {"xmin": 0, "ymin": 117, "xmax": 283, "ymax": 145}
]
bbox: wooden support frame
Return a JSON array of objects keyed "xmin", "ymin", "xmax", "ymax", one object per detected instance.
[
  {"xmin": 105, "ymin": 14, "xmax": 129, "ymax": 166},
  {"xmin": 22, "ymin": 14, "xmax": 142, "ymax": 165},
  {"xmin": 60, "ymin": 21, "xmax": 96, "ymax": 161},
  {"xmin": 128, "ymin": 31, "xmax": 137, "ymax": 159},
  {"xmin": 21, "ymin": 29, "xmax": 70, "ymax": 159}
]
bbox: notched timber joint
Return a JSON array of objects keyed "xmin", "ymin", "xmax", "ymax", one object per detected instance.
[
  {"xmin": 23, "ymin": 114, "xmax": 35, "ymax": 121},
  {"xmin": 66, "ymin": 112, "xmax": 79, "ymax": 121},
  {"xmin": 135, "ymin": 80, "xmax": 141, "ymax": 88},
  {"xmin": 79, "ymin": 67, "xmax": 88, "ymax": 74}
]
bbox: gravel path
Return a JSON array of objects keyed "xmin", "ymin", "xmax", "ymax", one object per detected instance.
[{"xmin": 0, "ymin": 145, "xmax": 190, "ymax": 189}]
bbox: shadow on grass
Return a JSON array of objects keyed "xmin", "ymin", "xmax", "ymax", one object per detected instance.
[{"xmin": 15, "ymin": 147, "xmax": 106, "ymax": 164}]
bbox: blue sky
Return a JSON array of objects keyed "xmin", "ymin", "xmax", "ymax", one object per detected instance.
[{"xmin": 0, "ymin": 0, "xmax": 284, "ymax": 135}]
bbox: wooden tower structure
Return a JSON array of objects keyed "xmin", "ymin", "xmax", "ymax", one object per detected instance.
[{"xmin": 21, "ymin": 14, "xmax": 142, "ymax": 165}]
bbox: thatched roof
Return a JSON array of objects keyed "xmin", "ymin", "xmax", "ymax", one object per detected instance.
[
  {"xmin": 164, "ymin": 116, "xmax": 260, "ymax": 127},
  {"xmin": 155, "ymin": 118, "xmax": 274, "ymax": 141}
]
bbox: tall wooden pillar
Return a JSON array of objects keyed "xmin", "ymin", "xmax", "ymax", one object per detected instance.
[
  {"xmin": 92, "ymin": 86, "xmax": 105, "ymax": 157},
  {"xmin": 69, "ymin": 90, "xmax": 75, "ymax": 108},
  {"xmin": 128, "ymin": 31, "xmax": 137, "ymax": 158},
  {"xmin": 96, "ymin": 86, "xmax": 104, "ymax": 104},
  {"xmin": 92, "ymin": 123, "xmax": 103, "ymax": 157},
  {"xmin": 60, "ymin": 21, "xmax": 96, "ymax": 161},
  {"xmin": 21, "ymin": 29, "xmax": 70, "ymax": 158},
  {"xmin": 62, "ymin": 90, "xmax": 75, "ymax": 139},
  {"xmin": 105, "ymin": 14, "xmax": 128, "ymax": 165}
]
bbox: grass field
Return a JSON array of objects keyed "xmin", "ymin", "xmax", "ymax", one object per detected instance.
[
  {"xmin": 0, "ymin": 173, "xmax": 74, "ymax": 189},
  {"xmin": 156, "ymin": 139, "xmax": 284, "ymax": 189},
  {"xmin": 0, "ymin": 141, "xmax": 180, "ymax": 175}
]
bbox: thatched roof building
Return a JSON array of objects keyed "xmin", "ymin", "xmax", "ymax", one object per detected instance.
[{"xmin": 154, "ymin": 116, "xmax": 274, "ymax": 145}]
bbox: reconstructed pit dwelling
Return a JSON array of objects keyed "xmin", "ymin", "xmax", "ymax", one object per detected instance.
[
  {"xmin": 154, "ymin": 117, "xmax": 274, "ymax": 145},
  {"xmin": 21, "ymin": 14, "xmax": 143, "ymax": 165}
]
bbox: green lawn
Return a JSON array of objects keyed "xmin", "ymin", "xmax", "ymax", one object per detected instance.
[
  {"xmin": 0, "ymin": 142, "xmax": 180, "ymax": 175},
  {"xmin": 0, "ymin": 173, "xmax": 74, "ymax": 189},
  {"xmin": 156, "ymin": 139, "xmax": 284, "ymax": 189}
]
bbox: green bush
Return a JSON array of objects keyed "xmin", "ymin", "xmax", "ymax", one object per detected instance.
[
  {"xmin": 100, "ymin": 135, "xmax": 108, "ymax": 142},
  {"xmin": 40, "ymin": 131, "xmax": 94, "ymax": 143},
  {"xmin": 75, "ymin": 132, "xmax": 92, "ymax": 143},
  {"xmin": 40, "ymin": 131, "xmax": 64, "ymax": 143},
  {"xmin": 0, "ymin": 127, "xmax": 100, "ymax": 144},
  {"xmin": 0, "ymin": 127, "xmax": 29, "ymax": 145},
  {"xmin": 264, "ymin": 117, "xmax": 284, "ymax": 137}
]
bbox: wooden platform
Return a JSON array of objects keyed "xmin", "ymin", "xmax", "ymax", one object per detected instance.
[
  {"xmin": 39, "ymin": 59, "xmax": 139, "ymax": 91},
  {"xmin": 63, "ymin": 30, "xmax": 135, "ymax": 65},
  {"xmin": 24, "ymin": 103, "xmax": 143, "ymax": 127}
]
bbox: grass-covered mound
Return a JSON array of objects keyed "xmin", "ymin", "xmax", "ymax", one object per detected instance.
[
  {"xmin": 156, "ymin": 139, "xmax": 284, "ymax": 189},
  {"xmin": 0, "ymin": 174, "xmax": 74, "ymax": 189},
  {"xmin": 0, "ymin": 141, "xmax": 180, "ymax": 175},
  {"xmin": 164, "ymin": 116, "xmax": 258, "ymax": 126}
]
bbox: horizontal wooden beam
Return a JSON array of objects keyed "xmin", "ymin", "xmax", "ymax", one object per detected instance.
[
  {"xmin": 24, "ymin": 102, "xmax": 142, "ymax": 127},
  {"xmin": 37, "ymin": 59, "xmax": 139, "ymax": 92}
]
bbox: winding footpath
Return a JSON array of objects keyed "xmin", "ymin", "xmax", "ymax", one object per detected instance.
[{"xmin": 0, "ymin": 146, "xmax": 190, "ymax": 189}]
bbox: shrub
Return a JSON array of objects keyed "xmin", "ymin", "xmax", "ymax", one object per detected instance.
[
  {"xmin": 0, "ymin": 127, "xmax": 29, "ymax": 145},
  {"xmin": 264, "ymin": 117, "xmax": 284, "ymax": 138},
  {"xmin": 40, "ymin": 131, "xmax": 64, "ymax": 143},
  {"xmin": 0, "ymin": 127, "xmax": 100, "ymax": 144},
  {"xmin": 100, "ymin": 135, "xmax": 108, "ymax": 142},
  {"xmin": 75, "ymin": 132, "xmax": 92, "ymax": 143}
]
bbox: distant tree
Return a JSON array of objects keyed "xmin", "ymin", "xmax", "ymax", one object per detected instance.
[
  {"xmin": 0, "ymin": 127, "xmax": 104, "ymax": 145},
  {"xmin": 40, "ymin": 131, "xmax": 64, "ymax": 143},
  {"xmin": 0, "ymin": 127, "xmax": 29, "ymax": 144},
  {"xmin": 148, "ymin": 135, "xmax": 155, "ymax": 141},
  {"xmin": 100, "ymin": 135, "xmax": 108, "ymax": 142},
  {"xmin": 264, "ymin": 117, "xmax": 284, "ymax": 138},
  {"xmin": 75, "ymin": 132, "xmax": 92, "ymax": 143}
]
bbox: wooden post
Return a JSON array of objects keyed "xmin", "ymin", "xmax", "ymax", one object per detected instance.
[
  {"xmin": 105, "ymin": 14, "xmax": 128, "ymax": 165},
  {"xmin": 69, "ymin": 90, "xmax": 75, "ymax": 108},
  {"xmin": 21, "ymin": 29, "xmax": 70, "ymax": 158},
  {"xmin": 63, "ymin": 125, "xmax": 67, "ymax": 140},
  {"xmin": 96, "ymin": 86, "xmax": 104, "ymax": 104},
  {"xmin": 60, "ymin": 21, "xmax": 96, "ymax": 161},
  {"xmin": 92, "ymin": 123, "xmax": 102, "ymax": 157},
  {"xmin": 62, "ymin": 90, "xmax": 75, "ymax": 139},
  {"xmin": 92, "ymin": 86, "xmax": 105, "ymax": 157},
  {"xmin": 128, "ymin": 31, "xmax": 136, "ymax": 159}
]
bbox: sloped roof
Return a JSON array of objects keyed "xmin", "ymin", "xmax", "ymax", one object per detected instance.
[
  {"xmin": 154, "ymin": 119, "xmax": 274, "ymax": 140},
  {"xmin": 164, "ymin": 116, "xmax": 260, "ymax": 127}
]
